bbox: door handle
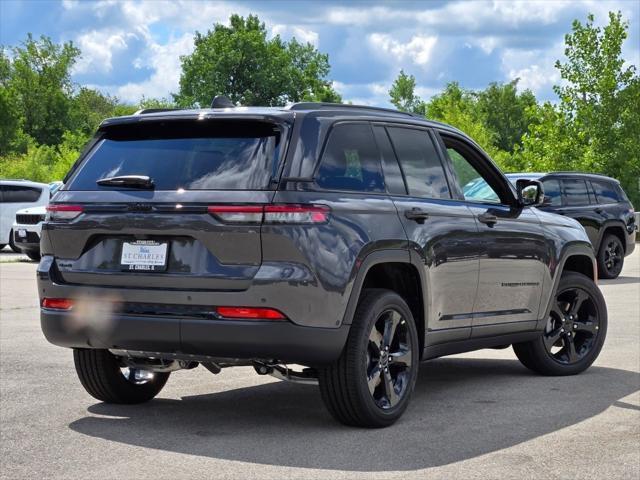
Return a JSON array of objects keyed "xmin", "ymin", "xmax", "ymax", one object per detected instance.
[
  {"xmin": 404, "ymin": 208, "xmax": 430, "ymax": 224},
  {"xmin": 478, "ymin": 213, "xmax": 498, "ymax": 226}
]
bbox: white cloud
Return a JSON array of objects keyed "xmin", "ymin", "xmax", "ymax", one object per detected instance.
[
  {"xmin": 501, "ymin": 42, "xmax": 564, "ymax": 94},
  {"xmin": 369, "ymin": 34, "xmax": 437, "ymax": 67},
  {"xmin": 73, "ymin": 30, "xmax": 133, "ymax": 74},
  {"xmin": 110, "ymin": 32, "xmax": 194, "ymax": 102},
  {"xmin": 271, "ymin": 25, "xmax": 319, "ymax": 46}
]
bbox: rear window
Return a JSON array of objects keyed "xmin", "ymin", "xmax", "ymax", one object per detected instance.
[
  {"xmin": 315, "ymin": 123, "xmax": 384, "ymax": 192},
  {"xmin": 0, "ymin": 185, "xmax": 42, "ymax": 203},
  {"xmin": 591, "ymin": 180, "xmax": 619, "ymax": 204},
  {"xmin": 563, "ymin": 179, "xmax": 590, "ymax": 206},
  {"xmin": 66, "ymin": 121, "xmax": 281, "ymax": 191}
]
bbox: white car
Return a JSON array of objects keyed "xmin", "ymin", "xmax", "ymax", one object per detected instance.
[
  {"xmin": 10, "ymin": 181, "xmax": 63, "ymax": 260},
  {"xmin": 1, "ymin": 180, "xmax": 50, "ymax": 252}
]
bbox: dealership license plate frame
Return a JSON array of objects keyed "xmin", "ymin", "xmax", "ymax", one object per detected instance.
[{"xmin": 120, "ymin": 240, "xmax": 169, "ymax": 272}]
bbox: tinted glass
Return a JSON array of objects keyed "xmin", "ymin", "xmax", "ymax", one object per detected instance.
[
  {"xmin": 67, "ymin": 121, "xmax": 280, "ymax": 191},
  {"xmin": 1, "ymin": 185, "xmax": 42, "ymax": 203},
  {"xmin": 591, "ymin": 180, "xmax": 619, "ymax": 204},
  {"xmin": 448, "ymin": 148, "xmax": 500, "ymax": 203},
  {"xmin": 373, "ymin": 125, "xmax": 406, "ymax": 195},
  {"xmin": 541, "ymin": 179, "xmax": 562, "ymax": 206},
  {"xmin": 387, "ymin": 127, "xmax": 450, "ymax": 199},
  {"xmin": 563, "ymin": 179, "xmax": 590, "ymax": 206},
  {"xmin": 316, "ymin": 123, "xmax": 384, "ymax": 192}
]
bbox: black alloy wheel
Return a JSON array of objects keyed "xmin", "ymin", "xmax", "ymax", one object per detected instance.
[
  {"xmin": 543, "ymin": 286, "xmax": 601, "ymax": 364},
  {"xmin": 366, "ymin": 309, "xmax": 413, "ymax": 409},
  {"xmin": 513, "ymin": 272, "xmax": 607, "ymax": 376}
]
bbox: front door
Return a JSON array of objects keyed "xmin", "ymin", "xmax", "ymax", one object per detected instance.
[{"xmin": 440, "ymin": 134, "xmax": 546, "ymax": 335}]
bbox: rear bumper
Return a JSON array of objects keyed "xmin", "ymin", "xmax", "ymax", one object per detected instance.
[
  {"xmin": 37, "ymin": 255, "xmax": 349, "ymax": 365},
  {"xmin": 40, "ymin": 310, "xmax": 349, "ymax": 365}
]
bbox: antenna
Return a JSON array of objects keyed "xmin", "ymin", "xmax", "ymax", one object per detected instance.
[{"xmin": 211, "ymin": 95, "xmax": 235, "ymax": 109}]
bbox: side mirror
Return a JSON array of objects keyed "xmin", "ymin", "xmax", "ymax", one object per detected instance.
[{"xmin": 516, "ymin": 179, "xmax": 544, "ymax": 207}]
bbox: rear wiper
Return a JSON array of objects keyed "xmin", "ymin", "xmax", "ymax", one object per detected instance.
[{"xmin": 96, "ymin": 175, "xmax": 155, "ymax": 189}]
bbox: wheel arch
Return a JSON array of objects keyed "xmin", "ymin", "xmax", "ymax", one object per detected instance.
[
  {"xmin": 537, "ymin": 243, "xmax": 597, "ymax": 331},
  {"xmin": 598, "ymin": 223, "xmax": 627, "ymax": 254},
  {"xmin": 342, "ymin": 250, "xmax": 426, "ymax": 358}
]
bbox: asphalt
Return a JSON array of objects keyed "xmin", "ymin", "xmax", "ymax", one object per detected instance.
[{"xmin": 1, "ymin": 250, "xmax": 638, "ymax": 479}]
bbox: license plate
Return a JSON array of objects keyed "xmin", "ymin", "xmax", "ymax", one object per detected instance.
[
  {"xmin": 18, "ymin": 229, "xmax": 27, "ymax": 238},
  {"xmin": 120, "ymin": 241, "xmax": 168, "ymax": 272}
]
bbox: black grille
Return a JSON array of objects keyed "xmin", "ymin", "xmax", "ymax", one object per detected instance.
[
  {"xmin": 15, "ymin": 214, "xmax": 45, "ymax": 225},
  {"xmin": 14, "ymin": 231, "xmax": 40, "ymax": 243}
]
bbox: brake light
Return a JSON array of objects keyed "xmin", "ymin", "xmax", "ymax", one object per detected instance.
[
  {"xmin": 208, "ymin": 204, "xmax": 329, "ymax": 224},
  {"xmin": 42, "ymin": 298, "xmax": 74, "ymax": 310},
  {"xmin": 216, "ymin": 306, "xmax": 286, "ymax": 320},
  {"xmin": 46, "ymin": 204, "xmax": 84, "ymax": 221},
  {"xmin": 264, "ymin": 204, "xmax": 330, "ymax": 224},
  {"xmin": 207, "ymin": 205, "xmax": 264, "ymax": 223}
]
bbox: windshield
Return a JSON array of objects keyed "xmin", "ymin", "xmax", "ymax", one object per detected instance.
[{"xmin": 66, "ymin": 120, "xmax": 281, "ymax": 191}]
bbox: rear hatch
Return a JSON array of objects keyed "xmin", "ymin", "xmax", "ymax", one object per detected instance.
[{"xmin": 44, "ymin": 117, "xmax": 289, "ymax": 290}]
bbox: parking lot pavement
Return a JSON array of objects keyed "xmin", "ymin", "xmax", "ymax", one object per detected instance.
[
  {"xmin": 0, "ymin": 248, "xmax": 29, "ymax": 263},
  {"xmin": 1, "ymin": 251, "xmax": 638, "ymax": 480}
]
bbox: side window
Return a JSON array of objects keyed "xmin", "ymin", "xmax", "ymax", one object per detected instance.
[
  {"xmin": 387, "ymin": 127, "xmax": 450, "ymax": 199},
  {"xmin": 591, "ymin": 180, "xmax": 619, "ymax": 204},
  {"xmin": 541, "ymin": 179, "xmax": 562, "ymax": 206},
  {"xmin": 563, "ymin": 179, "xmax": 590, "ymax": 206},
  {"xmin": 447, "ymin": 146, "xmax": 500, "ymax": 203},
  {"xmin": 372, "ymin": 125, "xmax": 406, "ymax": 195},
  {"xmin": 1, "ymin": 186, "xmax": 42, "ymax": 203},
  {"xmin": 315, "ymin": 123, "xmax": 384, "ymax": 192}
]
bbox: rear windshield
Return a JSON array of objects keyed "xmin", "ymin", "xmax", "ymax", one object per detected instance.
[{"xmin": 66, "ymin": 120, "xmax": 282, "ymax": 191}]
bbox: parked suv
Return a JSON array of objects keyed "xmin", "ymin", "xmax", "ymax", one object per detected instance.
[
  {"xmin": 12, "ymin": 182, "xmax": 63, "ymax": 261},
  {"xmin": 504, "ymin": 173, "xmax": 636, "ymax": 279},
  {"xmin": 39, "ymin": 102, "xmax": 607, "ymax": 427},
  {"xmin": 0, "ymin": 179, "xmax": 49, "ymax": 252}
]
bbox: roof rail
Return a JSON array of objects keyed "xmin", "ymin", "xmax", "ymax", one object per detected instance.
[
  {"xmin": 134, "ymin": 108, "xmax": 183, "ymax": 115},
  {"xmin": 545, "ymin": 171, "xmax": 614, "ymax": 179},
  {"xmin": 286, "ymin": 102, "xmax": 423, "ymax": 119}
]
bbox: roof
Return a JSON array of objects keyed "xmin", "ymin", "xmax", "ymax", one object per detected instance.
[
  {"xmin": 507, "ymin": 171, "xmax": 618, "ymax": 182},
  {"xmin": 98, "ymin": 102, "xmax": 464, "ymax": 135},
  {"xmin": 0, "ymin": 179, "xmax": 49, "ymax": 187}
]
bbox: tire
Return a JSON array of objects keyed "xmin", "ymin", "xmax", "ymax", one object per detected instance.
[
  {"xmin": 513, "ymin": 272, "xmax": 607, "ymax": 376},
  {"xmin": 597, "ymin": 233, "xmax": 624, "ymax": 279},
  {"xmin": 73, "ymin": 349, "xmax": 170, "ymax": 404},
  {"xmin": 26, "ymin": 251, "xmax": 41, "ymax": 261},
  {"xmin": 318, "ymin": 289, "xmax": 419, "ymax": 428},
  {"xmin": 0, "ymin": 244, "xmax": 6, "ymax": 251},
  {"xmin": 8, "ymin": 231, "xmax": 20, "ymax": 253}
]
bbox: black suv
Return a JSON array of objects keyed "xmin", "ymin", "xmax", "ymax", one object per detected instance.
[
  {"xmin": 503, "ymin": 173, "xmax": 636, "ymax": 279},
  {"xmin": 40, "ymin": 102, "xmax": 607, "ymax": 427}
]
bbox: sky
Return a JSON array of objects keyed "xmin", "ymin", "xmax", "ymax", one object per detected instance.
[{"xmin": 1, "ymin": 0, "xmax": 638, "ymax": 107}]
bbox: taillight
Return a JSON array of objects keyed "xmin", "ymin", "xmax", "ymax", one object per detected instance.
[
  {"xmin": 216, "ymin": 306, "xmax": 286, "ymax": 320},
  {"xmin": 207, "ymin": 205, "xmax": 264, "ymax": 223},
  {"xmin": 46, "ymin": 204, "xmax": 84, "ymax": 221},
  {"xmin": 208, "ymin": 204, "xmax": 329, "ymax": 224},
  {"xmin": 42, "ymin": 298, "xmax": 74, "ymax": 310},
  {"xmin": 264, "ymin": 204, "xmax": 330, "ymax": 224}
]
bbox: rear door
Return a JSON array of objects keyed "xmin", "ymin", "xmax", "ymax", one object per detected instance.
[
  {"xmin": 45, "ymin": 118, "xmax": 287, "ymax": 291},
  {"xmin": 379, "ymin": 124, "xmax": 480, "ymax": 344},
  {"xmin": 560, "ymin": 178, "xmax": 600, "ymax": 247}
]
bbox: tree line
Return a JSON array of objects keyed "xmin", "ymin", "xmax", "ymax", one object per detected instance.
[{"xmin": 1, "ymin": 12, "xmax": 638, "ymax": 205}]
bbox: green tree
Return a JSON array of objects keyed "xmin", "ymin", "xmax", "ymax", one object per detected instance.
[
  {"xmin": 68, "ymin": 87, "xmax": 119, "ymax": 137},
  {"xmin": 5, "ymin": 34, "xmax": 80, "ymax": 146},
  {"xmin": 519, "ymin": 11, "xmax": 640, "ymax": 205},
  {"xmin": 0, "ymin": 49, "xmax": 29, "ymax": 155},
  {"xmin": 174, "ymin": 14, "xmax": 340, "ymax": 107},
  {"xmin": 389, "ymin": 70, "xmax": 425, "ymax": 114},
  {"xmin": 425, "ymin": 82, "xmax": 511, "ymax": 167},
  {"xmin": 474, "ymin": 80, "xmax": 537, "ymax": 152}
]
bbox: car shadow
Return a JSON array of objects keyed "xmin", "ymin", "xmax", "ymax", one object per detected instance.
[
  {"xmin": 68, "ymin": 358, "xmax": 639, "ymax": 472},
  {"xmin": 599, "ymin": 276, "xmax": 639, "ymax": 285}
]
